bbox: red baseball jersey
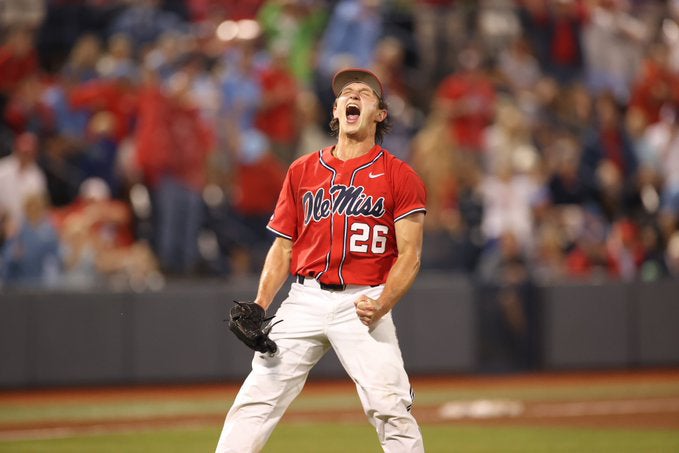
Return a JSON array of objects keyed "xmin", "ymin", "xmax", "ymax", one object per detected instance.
[{"xmin": 267, "ymin": 144, "xmax": 427, "ymax": 286}]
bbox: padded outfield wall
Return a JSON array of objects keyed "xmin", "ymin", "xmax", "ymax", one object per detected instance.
[{"xmin": 1, "ymin": 272, "xmax": 678, "ymax": 388}]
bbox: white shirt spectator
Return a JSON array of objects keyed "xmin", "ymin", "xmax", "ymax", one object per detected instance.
[
  {"xmin": 583, "ymin": 3, "xmax": 649, "ymax": 102},
  {"xmin": 0, "ymin": 135, "xmax": 48, "ymax": 235},
  {"xmin": 480, "ymin": 168, "xmax": 542, "ymax": 248}
]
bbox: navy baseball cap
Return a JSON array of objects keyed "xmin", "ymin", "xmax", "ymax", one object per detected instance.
[{"xmin": 332, "ymin": 68, "xmax": 384, "ymax": 99}]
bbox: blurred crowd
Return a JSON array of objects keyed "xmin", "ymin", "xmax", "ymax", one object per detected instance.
[{"xmin": 1, "ymin": 0, "xmax": 679, "ymax": 293}]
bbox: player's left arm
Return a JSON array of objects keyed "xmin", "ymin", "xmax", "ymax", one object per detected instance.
[{"xmin": 354, "ymin": 212, "xmax": 424, "ymax": 326}]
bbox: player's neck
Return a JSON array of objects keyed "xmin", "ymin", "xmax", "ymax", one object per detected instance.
[{"xmin": 333, "ymin": 137, "xmax": 375, "ymax": 161}]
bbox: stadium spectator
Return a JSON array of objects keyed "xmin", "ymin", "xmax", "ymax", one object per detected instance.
[
  {"xmin": 219, "ymin": 41, "xmax": 263, "ymax": 132},
  {"xmin": 531, "ymin": 215, "xmax": 568, "ymax": 283},
  {"xmin": 68, "ymin": 60, "xmax": 139, "ymax": 144},
  {"xmin": 3, "ymin": 73, "xmax": 53, "ymax": 136},
  {"xmin": 60, "ymin": 33, "xmax": 102, "ymax": 84},
  {"xmin": 135, "ymin": 64, "xmax": 214, "ymax": 275},
  {"xmin": 636, "ymin": 102, "xmax": 679, "ymax": 221},
  {"xmin": 228, "ymin": 128, "xmax": 286, "ymax": 271},
  {"xmin": 411, "ymin": 0, "xmax": 468, "ymax": 105},
  {"xmin": 79, "ymin": 111, "xmax": 123, "ymax": 198},
  {"xmin": 519, "ymin": 0, "xmax": 585, "ymax": 85},
  {"xmin": 562, "ymin": 207, "xmax": 610, "ymax": 280},
  {"xmin": 482, "ymin": 99, "xmax": 539, "ymax": 177},
  {"xmin": 665, "ymin": 230, "xmax": 679, "ymax": 277},
  {"xmin": 579, "ymin": 92, "xmax": 640, "ymax": 221},
  {"xmin": 546, "ymin": 137, "xmax": 588, "ymax": 206},
  {"xmin": 0, "ymin": 192, "xmax": 61, "ymax": 289},
  {"xmin": 316, "ymin": 0, "xmax": 383, "ymax": 80},
  {"xmin": 479, "ymin": 157, "xmax": 543, "ymax": 250},
  {"xmin": 43, "ymin": 34, "xmax": 102, "ymax": 143},
  {"xmin": 255, "ymin": 45, "xmax": 299, "ymax": 164},
  {"xmin": 56, "ymin": 177, "xmax": 160, "ymax": 290},
  {"xmin": 663, "ymin": 0, "xmax": 679, "ymax": 73},
  {"xmin": 108, "ymin": 0, "xmax": 187, "ymax": 56},
  {"xmin": 582, "ymin": 0, "xmax": 650, "ymax": 103},
  {"xmin": 606, "ymin": 217, "xmax": 644, "ymax": 280},
  {"xmin": 293, "ymin": 89, "xmax": 334, "ymax": 158},
  {"xmin": 0, "ymin": 26, "xmax": 40, "ymax": 109},
  {"xmin": 554, "ymin": 82, "xmax": 594, "ymax": 138},
  {"xmin": 432, "ymin": 43, "xmax": 497, "ymax": 155},
  {"xmin": 637, "ymin": 220, "xmax": 669, "ymax": 281},
  {"xmin": 410, "ymin": 109, "xmax": 463, "ymax": 270},
  {"xmin": 0, "ymin": 132, "xmax": 47, "ymax": 237},
  {"xmin": 0, "ymin": 0, "xmax": 675, "ymax": 287},
  {"xmin": 371, "ymin": 36, "xmax": 420, "ymax": 161},
  {"xmin": 257, "ymin": 0, "xmax": 328, "ymax": 86},
  {"xmin": 496, "ymin": 36, "xmax": 542, "ymax": 99},
  {"xmin": 0, "ymin": 0, "xmax": 45, "ymax": 30},
  {"xmin": 96, "ymin": 33, "xmax": 136, "ymax": 80},
  {"xmin": 628, "ymin": 41, "xmax": 679, "ymax": 126},
  {"xmin": 410, "ymin": 110, "xmax": 458, "ymax": 233}
]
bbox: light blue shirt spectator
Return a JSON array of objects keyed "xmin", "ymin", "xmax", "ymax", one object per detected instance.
[
  {"xmin": 219, "ymin": 48, "xmax": 263, "ymax": 131},
  {"xmin": 108, "ymin": 1, "xmax": 187, "ymax": 55},
  {"xmin": 1, "ymin": 204, "xmax": 62, "ymax": 289},
  {"xmin": 317, "ymin": 0, "xmax": 383, "ymax": 78}
]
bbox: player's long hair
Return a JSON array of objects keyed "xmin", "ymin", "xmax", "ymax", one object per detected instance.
[{"xmin": 329, "ymin": 97, "xmax": 392, "ymax": 144}]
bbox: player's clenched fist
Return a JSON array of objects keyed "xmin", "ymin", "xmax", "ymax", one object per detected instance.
[{"xmin": 354, "ymin": 295, "xmax": 386, "ymax": 326}]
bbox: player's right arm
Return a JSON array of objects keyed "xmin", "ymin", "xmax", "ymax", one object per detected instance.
[{"xmin": 254, "ymin": 236, "xmax": 293, "ymax": 311}]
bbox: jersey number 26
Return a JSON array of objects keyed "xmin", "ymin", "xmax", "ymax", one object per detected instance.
[{"xmin": 349, "ymin": 223, "xmax": 388, "ymax": 254}]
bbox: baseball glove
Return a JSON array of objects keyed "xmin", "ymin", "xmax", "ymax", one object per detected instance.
[{"xmin": 227, "ymin": 301, "xmax": 280, "ymax": 354}]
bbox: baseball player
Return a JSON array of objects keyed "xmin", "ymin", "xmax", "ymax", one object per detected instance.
[{"xmin": 217, "ymin": 68, "xmax": 427, "ymax": 452}]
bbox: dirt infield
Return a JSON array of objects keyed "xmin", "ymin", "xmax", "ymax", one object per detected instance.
[{"xmin": 1, "ymin": 369, "xmax": 678, "ymax": 441}]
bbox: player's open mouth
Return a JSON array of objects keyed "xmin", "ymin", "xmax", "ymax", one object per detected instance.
[{"xmin": 346, "ymin": 104, "xmax": 360, "ymax": 123}]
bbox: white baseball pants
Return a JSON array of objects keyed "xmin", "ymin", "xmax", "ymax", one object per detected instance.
[{"xmin": 216, "ymin": 279, "xmax": 425, "ymax": 452}]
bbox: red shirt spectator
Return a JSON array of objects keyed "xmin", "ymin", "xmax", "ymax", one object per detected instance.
[
  {"xmin": 3, "ymin": 75, "xmax": 54, "ymax": 134},
  {"xmin": 434, "ymin": 48, "xmax": 496, "ymax": 152},
  {"xmin": 135, "ymin": 76, "xmax": 213, "ymax": 191},
  {"xmin": 255, "ymin": 54, "xmax": 298, "ymax": 148},
  {"xmin": 0, "ymin": 27, "xmax": 39, "ymax": 95},
  {"xmin": 168, "ymin": 101, "xmax": 214, "ymax": 191},
  {"xmin": 52, "ymin": 177, "xmax": 134, "ymax": 248},
  {"xmin": 629, "ymin": 54, "xmax": 679, "ymax": 125},
  {"xmin": 232, "ymin": 129, "xmax": 286, "ymax": 217},
  {"xmin": 69, "ymin": 76, "xmax": 138, "ymax": 143},
  {"xmin": 135, "ymin": 83, "xmax": 173, "ymax": 188},
  {"xmin": 234, "ymin": 154, "xmax": 286, "ymax": 216},
  {"xmin": 606, "ymin": 219, "xmax": 645, "ymax": 280}
]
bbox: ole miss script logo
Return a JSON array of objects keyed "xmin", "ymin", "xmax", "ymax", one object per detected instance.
[{"xmin": 303, "ymin": 185, "xmax": 386, "ymax": 225}]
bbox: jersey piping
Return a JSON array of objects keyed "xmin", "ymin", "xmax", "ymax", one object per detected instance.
[
  {"xmin": 266, "ymin": 225, "xmax": 293, "ymax": 240},
  {"xmin": 316, "ymin": 150, "xmax": 337, "ymax": 283},
  {"xmin": 395, "ymin": 207, "xmax": 427, "ymax": 223},
  {"xmin": 337, "ymin": 151, "xmax": 384, "ymax": 285}
]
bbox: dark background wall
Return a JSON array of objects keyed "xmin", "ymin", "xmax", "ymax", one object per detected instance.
[{"xmin": 1, "ymin": 272, "xmax": 678, "ymax": 388}]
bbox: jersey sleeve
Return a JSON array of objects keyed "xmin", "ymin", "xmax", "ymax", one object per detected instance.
[
  {"xmin": 266, "ymin": 166, "xmax": 297, "ymax": 240},
  {"xmin": 393, "ymin": 162, "xmax": 427, "ymax": 222}
]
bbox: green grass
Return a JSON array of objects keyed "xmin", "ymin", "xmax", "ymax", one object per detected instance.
[
  {"xmin": 420, "ymin": 425, "xmax": 679, "ymax": 453},
  {"xmin": 1, "ymin": 423, "xmax": 678, "ymax": 453},
  {"xmin": 0, "ymin": 426, "xmax": 219, "ymax": 452},
  {"xmin": 0, "ymin": 399, "xmax": 230, "ymax": 424}
]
